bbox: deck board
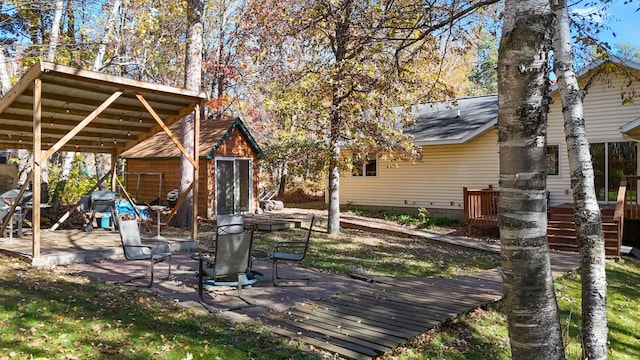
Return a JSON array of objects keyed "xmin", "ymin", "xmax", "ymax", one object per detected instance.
[
  {"xmin": 263, "ymin": 273, "xmax": 505, "ymax": 359},
  {"xmin": 263, "ymin": 256, "xmax": 578, "ymax": 360}
]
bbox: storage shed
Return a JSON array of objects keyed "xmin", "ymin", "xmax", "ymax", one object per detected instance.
[{"xmin": 120, "ymin": 116, "xmax": 263, "ymax": 218}]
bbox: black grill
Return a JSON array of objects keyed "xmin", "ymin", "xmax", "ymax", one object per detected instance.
[
  {"xmin": 90, "ymin": 191, "xmax": 116, "ymax": 212},
  {"xmin": 84, "ymin": 191, "xmax": 117, "ymax": 232}
]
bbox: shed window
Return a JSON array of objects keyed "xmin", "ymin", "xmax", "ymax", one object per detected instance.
[
  {"xmin": 546, "ymin": 145, "xmax": 559, "ymax": 176},
  {"xmin": 352, "ymin": 153, "xmax": 377, "ymax": 177}
]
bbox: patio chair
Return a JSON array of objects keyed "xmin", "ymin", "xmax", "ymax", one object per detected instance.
[
  {"xmin": 198, "ymin": 229, "xmax": 262, "ymax": 312},
  {"xmin": 118, "ymin": 219, "xmax": 171, "ymax": 287},
  {"xmin": 271, "ymin": 215, "xmax": 316, "ymax": 286},
  {"xmin": 196, "ymin": 213, "xmax": 245, "ymax": 253},
  {"xmin": 216, "ymin": 213, "xmax": 245, "ymax": 235}
]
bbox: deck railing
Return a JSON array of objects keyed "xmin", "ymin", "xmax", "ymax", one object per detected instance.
[
  {"xmin": 623, "ymin": 176, "xmax": 640, "ymax": 220},
  {"xmin": 614, "ymin": 180, "xmax": 627, "ymax": 250},
  {"xmin": 463, "ymin": 187, "xmax": 500, "ymax": 235}
]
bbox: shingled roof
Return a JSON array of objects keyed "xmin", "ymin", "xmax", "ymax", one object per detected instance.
[
  {"xmin": 406, "ymin": 94, "xmax": 498, "ymax": 146},
  {"xmin": 120, "ymin": 116, "xmax": 262, "ymax": 159}
]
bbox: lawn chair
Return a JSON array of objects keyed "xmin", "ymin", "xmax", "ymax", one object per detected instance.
[
  {"xmin": 216, "ymin": 213, "xmax": 244, "ymax": 235},
  {"xmin": 118, "ymin": 219, "xmax": 171, "ymax": 287},
  {"xmin": 196, "ymin": 213, "xmax": 245, "ymax": 252},
  {"xmin": 198, "ymin": 229, "xmax": 262, "ymax": 312},
  {"xmin": 271, "ymin": 215, "xmax": 315, "ymax": 286}
]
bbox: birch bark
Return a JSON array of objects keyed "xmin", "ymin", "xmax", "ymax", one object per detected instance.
[
  {"xmin": 551, "ymin": 1, "xmax": 608, "ymax": 358},
  {"xmin": 498, "ymin": 0, "xmax": 565, "ymax": 358}
]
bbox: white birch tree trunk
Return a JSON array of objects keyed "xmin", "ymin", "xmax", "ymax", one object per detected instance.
[
  {"xmin": 46, "ymin": 0, "xmax": 64, "ymax": 62},
  {"xmin": 0, "ymin": 48, "xmax": 11, "ymax": 95},
  {"xmin": 50, "ymin": 152, "xmax": 75, "ymax": 217},
  {"xmin": 176, "ymin": 0, "xmax": 204, "ymax": 227},
  {"xmin": 498, "ymin": 1, "xmax": 565, "ymax": 358},
  {"xmin": 94, "ymin": 0, "xmax": 122, "ymax": 72},
  {"xmin": 90, "ymin": 0, "xmax": 122, "ymax": 192},
  {"xmin": 39, "ymin": 0, "xmax": 65, "ymax": 204},
  {"xmin": 551, "ymin": 1, "xmax": 608, "ymax": 358}
]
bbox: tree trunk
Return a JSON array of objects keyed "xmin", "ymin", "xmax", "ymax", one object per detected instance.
[
  {"xmin": 176, "ymin": 0, "xmax": 204, "ymax": 227},
  {"xmin": 0, "ymin": 48, "xmax": 11, "ymax": 95},
  {"xmin": 497, "ymin": 1, "xmax": 565, "ymax": 359},
  {"xmin": 94, "ymin": 0, "xmax": 122, "ymax": 72},
  {"xmin": 46, "ymin": 0, "xmax": 64, "ymax": 62},
  {"xmin": 50, "ymin": 152, "xmax": 75, "ymax": 219},
  {"xmin": 38, "ymin": 0, "xmax": 65, "ymax": 204},
  {"xmin": 65, "ymin": 0, "xmax": 75, "ymax": 42},
  {"xmin": 552, "ymin": 1, "xmax": 608, "ymax": 358},
  {"xmin": 93, "ymin": 153, "xmax": 109, "ymax": 191},
  {"xmin": 327, "ymin": 149, "xmax": 341, "ymax": 235}
]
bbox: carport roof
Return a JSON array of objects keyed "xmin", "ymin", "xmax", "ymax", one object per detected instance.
[{"xmin": 0, "ymin": 61, "xmax": 207, "ymax": 154}]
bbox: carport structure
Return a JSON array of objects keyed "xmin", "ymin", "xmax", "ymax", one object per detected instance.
[{"xmin": 0, "ymin": 61, "xmax": 207, "ymax": 262}]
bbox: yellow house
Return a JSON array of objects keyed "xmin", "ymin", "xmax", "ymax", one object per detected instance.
[{"xmin": 340, "ymin": 57, "xmax": 640, "ymax": 222}]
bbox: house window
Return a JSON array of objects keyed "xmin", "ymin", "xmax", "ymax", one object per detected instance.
[
  {"xmin": 590, "ymin": 141, "xmax": 637, "ymax": 202},
  {"xmin": 352, "ymin": 153, "xmax": 377, "ymax": 177},
  {"xmin": 546, "ymin": 145, "xmax": 559, "ymax": 176}
]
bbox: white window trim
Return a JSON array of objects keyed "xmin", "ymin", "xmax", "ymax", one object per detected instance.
[
  {"xmin": 214, "ymin": 156, "xmax": 253, "ymax": 216},
  {"xmin": 352, "ymin": 153, "xmax": 378, "ymax": 177},
  {"xmin": 546, "ymin": 144, "xmax": 560, "ymax": 177}
]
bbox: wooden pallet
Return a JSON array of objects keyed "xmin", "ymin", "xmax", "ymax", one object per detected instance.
[{"xmin": 263, "ymin": 271, "xmax": 503, "ymax": 359}]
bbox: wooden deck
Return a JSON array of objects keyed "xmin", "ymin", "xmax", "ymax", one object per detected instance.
[{"xmin": 263, "ymin": 252, "xmax": 579, "ymax": 360}]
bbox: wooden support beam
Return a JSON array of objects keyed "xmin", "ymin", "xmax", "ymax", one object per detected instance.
[
  {"xmin": 32, "ymin": 78, "xmax": 42, "ymax": 258},
  {"xmin": 192, "ymin": 104, "xmax": 200, "ymax": 239},
  {"xmin": 0, "ymin": 62, "xmax": 42, "ymax": 115},
  {"xmin": 164, "ymin": 182, "xmax": 194, "ymax": 226},
  {"xmin": 37, "ymin": 89, "xmax": 124, "ymax": 165},
  {"xmin": 135, "ymin": 93, "xmax": 199, "ymax": 169},
  {"xmin": 0, "ymin": 171, "xmax": 33, "ymax": 237}
]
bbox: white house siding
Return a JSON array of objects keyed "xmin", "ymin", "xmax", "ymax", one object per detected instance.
[
  {"xmin": 546, "ymin": 71, "xmax": 640, "ymax": 205},
  {"xmin": 340, "ymin": 128, "xmax": 499, "ymax": 220}
]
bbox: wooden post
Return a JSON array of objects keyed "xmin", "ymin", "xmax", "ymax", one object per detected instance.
[
  {"xmin": 192, "ymin": 104, "xmax": 200, "ymax": 240},
  {"xmin": 32, "ymin": 78, "xmax": 42, "ymax": 258},
  {"xmin": 110, "ymin": 150, "xmax": 117, "ymax": 191}
]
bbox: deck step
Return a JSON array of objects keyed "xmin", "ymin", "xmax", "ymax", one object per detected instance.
[{"xmin": 547, "ymin": 205, "xmax": 621, "ymax": 256}]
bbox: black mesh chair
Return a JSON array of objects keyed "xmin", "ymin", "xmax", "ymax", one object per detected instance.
[
  {"xmin": 271, "ymin": 215, "xmax": 315, "ymax": 286},
  {"xmin": 198, "ymin": 229, "xmax": 262, "ymax": 311},
  {"xmin": 118, "ymin": 219, "xmax": 171, "ymax": 287}
]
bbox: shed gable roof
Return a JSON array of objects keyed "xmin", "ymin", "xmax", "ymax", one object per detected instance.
[
  {"xmin": 120, "ymin": 116, "xmax": 262, "ymax": 159},
  {"xmin": 207, "ymin": 117, "xmax": 263, "ymax": 158}
]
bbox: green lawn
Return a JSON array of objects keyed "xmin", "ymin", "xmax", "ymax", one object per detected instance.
[
  {"xmin": 0, "ymin": 255, "xmax": 320, "ymax": 360},
  {"xmin": 254, "ymin": 226, "xmax": 501, "ymax": 278},
  {"xmin": 1, "ymin": 236, "xmax": 637, "ymax": 359},
  {"xmin": 378, "ymin": 257, "xmax": 640, "ymax": 360}
]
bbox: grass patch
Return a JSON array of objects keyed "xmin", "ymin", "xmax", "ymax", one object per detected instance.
[
  {"xmin": 0, "ymin": 256, "xmax": 321, "ymax": 360},
  {"xmin": 254, "ymin": 226, "xmax": 500, "ymax": 278},
  {"xmin": 378, "ymin": 257, "xmax": 640, "ymax": 359},
  {"xmin": 344, "ymin": 207, "xmax": 459, "ymax": 230}
]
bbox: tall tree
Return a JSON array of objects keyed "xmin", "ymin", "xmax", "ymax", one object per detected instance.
[
  {"xmin": 176, "ymin": 0, "xmax": 204, "ymax": 227},
  {"xmin": 552, "ymin": 0, "xmax": 608, "ymax": 358},
  {"xmin": 46, "ymin": 0, "xmax": 63, "ymax": 62},
  {"xmin": 0, "ymin": 48, "xmax": 11, "ymax": 95},
  {"xmin": 247, "ymin": 0, "xmax": 499, "ymax": 235},
  {"xmin": 497, "ymin": 0, "xmax": 565, "ymax": 358}
]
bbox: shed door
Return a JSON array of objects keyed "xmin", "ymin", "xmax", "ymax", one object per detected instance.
[{"xmin": 215, "ymin": 158, "xmax": 252, "ymax": 215}]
